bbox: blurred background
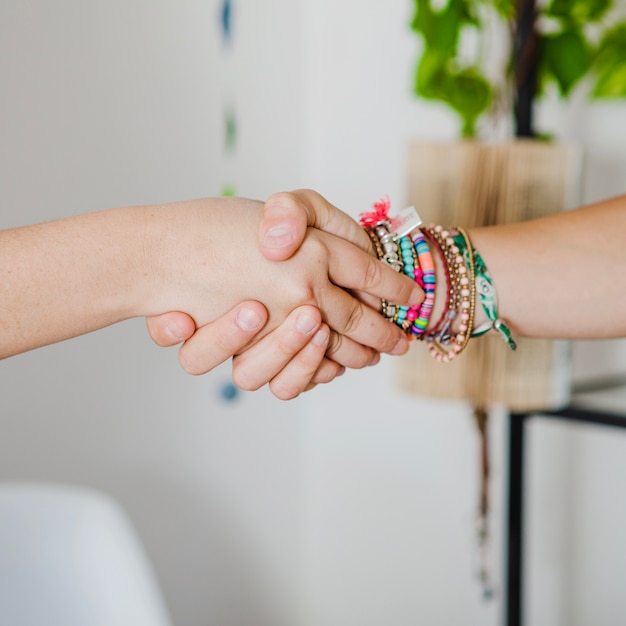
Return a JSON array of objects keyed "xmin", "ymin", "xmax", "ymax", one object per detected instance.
[{"xmin": 1, "ymin": 1, "xmax": 626, "ymax": 625}]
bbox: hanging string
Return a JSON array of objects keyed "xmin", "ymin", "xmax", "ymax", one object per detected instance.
[
  {"xmin": 218, "ymin": 0, "xmax": 237, "ymax": 197},
  {"xmin": 474, "ymin": 405, "xmax": 494, "ymax": 600}
]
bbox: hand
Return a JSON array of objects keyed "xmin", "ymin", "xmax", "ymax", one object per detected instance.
[
  {"xmin": 145, "ymin": 193, "xmax": 421, "ymax": 396},
  {"xmin": 146, "ymin": 304, "xmax": 346, "ymax": 400}
]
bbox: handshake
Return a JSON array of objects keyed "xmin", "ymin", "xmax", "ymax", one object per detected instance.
[
  {"xmin": 7, "ymin": 183, "xmax": 620, "ymax": 400},
  {"xmin": 146, "ymin": 190, "xmax": 424, "ymax": 400}
]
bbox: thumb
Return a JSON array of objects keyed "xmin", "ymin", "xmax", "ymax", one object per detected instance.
[{"xmin": 260, "ymin": 189, "xmax": 373, "ymax": 261}]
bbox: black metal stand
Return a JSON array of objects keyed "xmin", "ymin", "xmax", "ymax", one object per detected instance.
[
  {"xmin": 505, "ymin": 388, "xmax": 626, "ymax": 626},
  {"xmin": 506, "ymin": 412, "xmax": 526, "ymax": 626}
]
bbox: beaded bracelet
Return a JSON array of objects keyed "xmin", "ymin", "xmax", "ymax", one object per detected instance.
[
  {"xmin": 364, "ymin": 220, "xmax": 428, "ymax": 332},
  {"xmin": 408, "ymin": 229, "xmax": 436, "ymax": 338},
  {"xmin": 359, "ymin": 199, "xmax": 510, "ymax": 362},
  {"xmin": 423, "ymin": 225, "xmax": 477, "ymax": 362},
  {"xmin": 451, "ymin": 227, "xmax": 477, "ymax": 355},
  {"xmin": 392, "ymin": 235, "xmax": 424, "ymax": 331},
  {"xmin": 422, "ymin": 226, "xmax": 452, "ymax": 335},
  {"xmin": 363, "ymin": 225, "xmax": 391, "ymax": 318},
  {"xmin": 422, "ymin": 226, "xmax": 464, "ymax": 344},
  {"xmin": 375, "ymin": 223, "xmax": 403, "ymax": 272}
]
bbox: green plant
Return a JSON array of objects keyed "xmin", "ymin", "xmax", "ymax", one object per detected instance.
[{"xmin": 410, "ymin": 0, "xmax": 626, "ymax": 138}]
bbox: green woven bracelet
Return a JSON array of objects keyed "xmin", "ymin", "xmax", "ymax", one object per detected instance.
[
  {"xmin": 452, "ymin": 233, "xmax": 517, "ymax": 351},
  {"xmin": 471, "ymin": 248, "xmax": 516, "ymax": 350}
]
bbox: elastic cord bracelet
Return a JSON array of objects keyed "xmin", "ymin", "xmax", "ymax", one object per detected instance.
[
  {"xmin": 425, "ymin": 226, "xmax": 476, "ymax": 362},
  {"xmin": 452, "ymin": 227, "xmax": 477, "ymax": 355},
  {"xmin": 364, "ymin": 226, "xmax": 390, "ymax": 317},
  {"xmin": 409, "ymin": 229, "xmax": 436, "ymax": 337},
  {"xmin": 423, "ymin": 225, "xmax": 464, "ymax": 345},
  {"xmin": 422, "ymin": 227, "xmax": 451, "ymax": 336},
  {"xmin": 365, "ymin": 220, "xmax": 429, "ymax": 334}
]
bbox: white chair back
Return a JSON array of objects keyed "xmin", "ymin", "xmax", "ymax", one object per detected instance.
[{"xmin": 0, "ymin": 483, "xmax": 173, "ymax": 626}]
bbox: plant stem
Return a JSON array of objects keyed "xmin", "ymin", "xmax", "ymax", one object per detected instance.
[{"xmin": 513, "ymin": 0, "xmax": 538, "ymax": 137}]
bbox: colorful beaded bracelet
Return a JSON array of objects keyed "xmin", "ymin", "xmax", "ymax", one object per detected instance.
[
  {"xmin": 422, "ymin": 226, "xmax": 452, "ymax": 335},
  {"xmin": 422, "ymin": 226, "xmax": 464, "ymax": 344},
  {"xmin": 423, "ymin": 225, "xmax": 477, "ymax": 362},
  {"xmin": 363, "ymin": 215, "xmax": 428, "ymax": 333},
  {"xmin": 359, "ymin": 198, "xmax": 512, "ymax": 362},
  {"xmin": 408, "ymin": 229, "xmax": 436, "ymax": 338}
]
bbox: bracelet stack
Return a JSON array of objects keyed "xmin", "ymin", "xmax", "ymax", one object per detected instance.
[{"xmin": 359, "ymin": 198, "xmax": 516, "ymax": 362}]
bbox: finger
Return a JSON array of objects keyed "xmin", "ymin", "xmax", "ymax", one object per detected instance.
[
  {"xmin": 232, "ymin": 305, "xmax": 324, "ymax": 391},
  {"xmin": 146, "ymin": 311, "xmax": 196, "ymax": 347},
  {"xmin": 268, "ymin": 324, "xmax": 339, "ymax": 400},
  {"xmin": 310, "ymin": 357, "xmax": 346, "ymax": 385},
  {"xmin": 303, "ymin": 233, "xmax": 420, "ymax": 353},
  {"xmin": 261, "ymin": 189, "xmax": 373, "ymax": 261},
  {"xmin": 316, "ymin": 280, "xmax": 413, "ymax": 355},
  {"xmin": 177, "ymin": 301, "xmax": 268, "ymax": 375},
  {"xmin": 324, "ymin": 233, "xmax": 424, "ymax": 306},
  {"xmin": 325, "ymin": 330, "xmax": 381, "ymax": 369}
]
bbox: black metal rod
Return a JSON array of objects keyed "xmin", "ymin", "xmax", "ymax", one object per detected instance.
[
  {"xmin": 504, "ymin": 402, "xmax": 626, "ymax": 626},
  {"xmin": 506, "ymin": 412, "xmax": 526, "ymax": 626},
  {"xmin": 513, "ymin": 0, "xmax": 538, "ymax": 137},
  {"xmin": 537, "ymin": 405, "xmax": 626, "ymax": 430}
]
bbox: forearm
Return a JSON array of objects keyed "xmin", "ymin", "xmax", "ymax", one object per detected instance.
[
  {"xmin": 468, "ymin": 194, "xmax": 626, "ymax": 339},
  {"xmin": 1, "ymin": 194, "xmax": 418, "ymax": 361},
  {"xmin": 0, "ymin": 206, "xmax": 153, "ymax": 357},
  {"xmin": 0, "ymin": 199, "xmax": 253, "ymax": 358}
]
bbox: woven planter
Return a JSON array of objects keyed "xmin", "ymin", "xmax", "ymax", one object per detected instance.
[{"xmin": 397, "ymin": 139, "xmax": 582, "ymax": 412}]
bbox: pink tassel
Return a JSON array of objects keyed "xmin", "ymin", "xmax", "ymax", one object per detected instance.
[{"xmin": 359, "ymin": 196, "xmax": 391, "ymax": 227}]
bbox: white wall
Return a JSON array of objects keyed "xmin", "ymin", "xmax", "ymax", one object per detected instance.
[
  {"xmin": 2, "ymin": 2, "xmax": 626, "ymax": 626},
  {"xmin": 0, "ymin": 3, "xmax": 307, "ymax": 626}
]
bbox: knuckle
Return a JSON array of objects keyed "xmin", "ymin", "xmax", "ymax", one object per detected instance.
[
  {"xmin": 231, "ymin": 366, "xmax": 262, "ymax": 392},
  {"xmin": 372, "ymin": 327, "xmax": 398, "ymax": 355},
  {"xmin": 352, "ymin": 348, "xmax": 376, "ymax": 369},
  {"xmin": 279, "ymin": 269, "xmax": 320, "ymax": 308},
  {"xmin": 270, "ymin": 379, "xmax": 302, "ymax": 401},
  {"xmin": 325, "ymin": 332, "xmax": 376, "ymax": 370},
  {"xmin": 267, "ymin": 191, "xmax": 295, "ymax": 208},
  {"xmin": 178, "ymin": 347, "xmax": 205, "ymax": 376},
  {"xmin": 325, "ymin": 331, "xmax": 343, "ymax": 358},
  {"xmin": 363, "ymin": 255, "xmax": 384, "ymax": 288},
  {"xmin": 313, "ymin": 369, "xmax": 335, "ymax": 384},
  {"xmin": 341, "ymin": 301, "xmax": 366, "ymax": 337},
  {"xmin": 298, "ymin": 231, "xmax": 328, "ymax": 262}
]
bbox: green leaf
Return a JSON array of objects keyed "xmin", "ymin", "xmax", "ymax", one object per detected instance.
[
  {"xmin": 590, "ymin": 23, "xmax": 626, "ymax": 98},
  {"xmin": 446, "ymin": 69, "xmax": 492, "ymax": 118},
  {"xmin": 413, "ymin": 49, "xmax": 491, "ymax": 137},
  {"xmin": 488, "ymin": 0, "xmax": 515, "ymax": 19},
  {"xmin": 592, "ymin": 63, "xmax": 626, "ymax": 98},
  {"xmin": 445, "ymin": 69, "xmax": 492, "ymax": 137},
  {"xmin": 541, "ymin": 29, "xmax": 591, "ymax": 96},
  {"xmin": 546, "ymin": 0, "xmax": 610, "ymax": 23},
  {"xmin": 410, "ymin": 0, "xmax": 475, "ymax": 52},
  {"xmin": 415, "ymin": 49, "xmax": 449, "ymax": 99}
]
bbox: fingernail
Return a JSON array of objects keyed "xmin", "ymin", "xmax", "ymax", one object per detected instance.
[
  {"xmin": 390, "ymin": 336, "xmax": 409, "ymax": 355},
  {"xmin": 236, "ymin": 307, "xmax": 263, "ymax": 331},
  {"xmin": 312, "ymin": 329, "xmax": 329, "ymax": 346},
  {"xmin": 263, "ymin": 225, "xmax": 294, "ymax": 248},
  {"xmin": 296, "ymin": 312, "xmax": 318, "ymax": 334},
  {"xmin": 165, "ymin": 320, "xmax": 185, "ymax": 342},
  {"xmin": 409, "ymin": 286, "xmax": 424, "ymax": 306}
]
